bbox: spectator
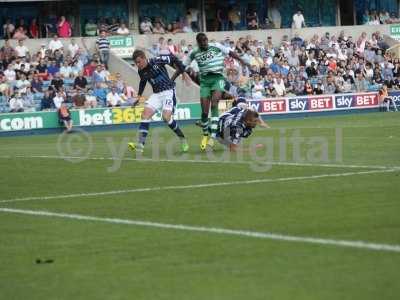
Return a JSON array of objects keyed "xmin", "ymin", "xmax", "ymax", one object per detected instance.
[
  {"xmin": 40, "ymin": 90, "xmax": 54, "ymax": 110},
  {"xmin": 106, "ymin": 86, "xmax": 122, "ymax": 107},
  {"xmin": 170, "ymin": 21, "xmax": 183, "ymax": 34},
  {"xmin": 1, "ymin": 39, "xmax": 16, "ymax": 59},
  {"xmin": 3, "ymin": 19, "xmax": 15, "ymax": 39},
  {"xmin": 97, "ymin": 17, "xmax": 108, "ymax": 35},
  {"xmin": 228, "ymin": 6, "xmax": 241, "ymax": 30},
  {"xmin": 313, "ymin": 82, "xmax": 324, "ymax": 94},
  {"xmin": 122, "ymin": 82, "xmax": 137, "ymax": 105},
  {"xmin": 74, "ymin": 71, "xmax": 88, "ymax": 93},
  {"xmin": 85, "ymin": 19, "xmax": 98, "ymax": 37},
  {"xmin": 140, "ymin": 18, "xmax": 153, "ymax": 34},
  {"xmin": 273, "ymin": 75, "xmax": 286, "ymax": 96},
  {"xmin": 362, "ymin": 10, "xmax": 370, "ymax": 24},
  {"xmin": 21, "ymin": 88, "xmax": 35, "ymax": 111},
  {"xmin": 148, "ymin": 43, "xmax": 160, "ymax": 57},
  {"xmin": 68, "ymin": 38, "xmax": 80, "ymax": 58},
  {"xmin": 15, "ymin": 40, "xmax": 29, "ymax": 59},
  {"xmin": 9, "ymin": 93, "xmax": 24, "ymax": 112},
  {"xmin": 167, "ymin": 39, "xmax": 178, "ymax": 54},
  {"xmin": 117, "ymin": 23, "xmax": 130, "ymax": 35},
  {"xmin": 93, "ymin": 82, "xmax": 108, "ymax": 106},
  {"xmin": 59, "ymin": 61, "xmax": 73, "ymax": 78},
  {"xmin": 354, "ymin": 72, "xmax": 368, "ymax": 92},
  {"xmin": 306, "ymin": 62, "xmax": 318, "ymax": 78},
  {"xmin": 186, "ymin": 7, "xmax": 199, "ymax": 32},
  {"xmin": 52, "ymin": 89, "xmax": 65, "ymax": 109},
  {"xmin": 250, "ymin": 74, "xmax": 264, "ymax": 99},
  {"xmin": 269, "ymin": 3, "xmax": 282, "ymax": 29},
  {"xmin": 50, "ymin": 72, "xmax": 64, "ymax": 91},
  {"xmin": 0, "ymin": 76, "xmax": 12, "ymax": 98},
  {"xmin": 13, "ymin": 26, "xmax": 28, "ymax": 40},
  {"xmin": 48, "ymin": 34, "xmax": 64, "ymax": 53},
  {"xmin": 4, "ymin": 64, "xmax": 16, "ymax": 82},
  {"xmin": 85, "ymin": 88, "xmax": 97, "ymax": 108},
  {"xmin": 108, "ymin": 18, "xmax": 119, "ymax": 34},
  {"xmin": 36, "ymin": 60, "xmax": 49, "ymax": 80},
  {"xmin": 57, "ymin": 16, "xmax": 72, "ymax": 38},
  {"xmin": 29, "ymin": 18, "xmax": 39, "ymax": 39},
  {"xmin": 58, "ymin": 102, "xmax": 73, "ymax": 132},
  {"xmin": 17, "ymin": 18, "xmax": 28, "ymax": 33},
  {"xmin": 47, "ymin": 60, "xmax": 60, "ymax": 78},
  {"xmin": 15, "ymin": 74, "xmax": 31, "ymax": 94},
  {"xmin": 92, "ymin": 64, "xmax": 106, "ymax": 86},
  {"xmin": 182, "ymin": 21, "xmax": 193, "ymax": 33},
  {"xmin": 83, "ymin": 60, "xmax": 97, "ymax": 77},
  {"xmin": 96, "ymin": 30, "xmax": 110, "ymax": 68},
  {"xmin": 217, "ymin": 6, "xmax": 230, "ymax": 31},
  {"xmin": 31, "ymin": 74, "xmax": 43, "ymax": 94},
  {"xmin": 153, "ymin": 22, "xmax": 165, "ymax": 34},
  {"xmin": 246, "ymin": 6, "xmax": 258, "ymax": 28},
  {"xmin": 292, "ymin": 10, "xmax": 306, "ymax": 29},
  {"xmin": 248, "ymin": 19, "xmax": 259, "ymax": 30}
]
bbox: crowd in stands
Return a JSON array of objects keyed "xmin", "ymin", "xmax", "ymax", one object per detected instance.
[
  {"xmin": 139, "ymin": 8, "xmax": 200, "ymax": 34},
  {"xmin": 2, "ymin": 15, "xmax": 131, "ymax": 39},
  {"xmin": 0, "ymin": 34, "xmax": 138, "ymax": 114},
  {"xmin": 3, "ymin": 16, "xmax": 72, "ymax": 40},
  {"xmin": 362, "ymin": 10, "xmax": 400, "ymax": 25},
  {"xmin": 149, "ymin": 30, "xmax": 400, "ymax": 100}
]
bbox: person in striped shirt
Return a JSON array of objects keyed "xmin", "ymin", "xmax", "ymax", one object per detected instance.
[
  {"xmin": 185, "ymin": 32, "xmax": 248, "ymax": 151},
  {"xmin": 96, "ymin": 30, "xmax": 110, "ymax": 68}
]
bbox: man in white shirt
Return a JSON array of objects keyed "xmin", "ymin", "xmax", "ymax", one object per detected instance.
[
  {"xmin": 9, "ymin": 94, "xmax": 24, "ymax": 112},
  {"xmin": 48, "ymin": 34, "xmax": 64, "ymax": 53},
  {"xmin": 15, "ymin": 40, "xmax": 29, "ymax": 58},
  {"xmin": 4, "ymin": 65, "xmax": 16, "ymax": 82},
  {"xmin": 117, "ymin": 23, "xmax": 130, "ymax": 35},
  {"xmin": 106, "ymin": 87, "xmax": 122, "ymax": 107},
  {"xmin": 68, "ymin": 38, "xmax": 80, "ymax": 58},
  {"xmin": 273, "ymin": 76, "xmax": 286, "ymax": 96},
  {"xmin": 53, "ymin": 91, "xmax": 65, "ymax": 109},
  {"xmin": 292, "ymin": 10, "xmax": 306, "ymax": 29},
  {"xmin": 15, "ymin": 74, "xmax": 31, "ymax": 94}
]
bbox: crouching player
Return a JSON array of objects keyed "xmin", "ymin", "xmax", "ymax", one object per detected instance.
[
  {"xmin": 217, "ymin": 106, "xmax": 268, "ymax": 152},
  {"xmin": 128, "ymin": 50, "xmax": 189, "ymax": 153}
]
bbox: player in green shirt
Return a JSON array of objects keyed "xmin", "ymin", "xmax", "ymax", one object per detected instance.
[{"xmin": 186, "ymin": 33, "xmax": 248, "ymax": 150}]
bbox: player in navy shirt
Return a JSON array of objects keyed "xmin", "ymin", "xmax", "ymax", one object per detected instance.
[
  {"xmin": 128, "ymin": 50, "xmax": 189, "ymax": 153},
  {"xmin": 217, "ymin": 106, "xmax": 269, "ymax": 151}
]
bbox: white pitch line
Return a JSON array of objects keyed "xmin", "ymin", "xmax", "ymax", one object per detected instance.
[
  {"xmin": 0, "ymin": 168, "xmax": 398, "ymax": 204},
  {"xmin": 0, "ymin": 207, "xmax": 399, "ymax": 253},
  {"xmin": 0, "ymin": 154, "xmax": 396, "ymax": 170}
]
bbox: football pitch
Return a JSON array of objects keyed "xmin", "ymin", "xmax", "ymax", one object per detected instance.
[{"xmin": 0, "ymin": 112, "xmax": 399, "ymax": 300}]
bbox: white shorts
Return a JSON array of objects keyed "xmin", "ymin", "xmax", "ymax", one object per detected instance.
[{"xmin": 145, "ymin": 89, "xmax": 176, "ymax": 112}]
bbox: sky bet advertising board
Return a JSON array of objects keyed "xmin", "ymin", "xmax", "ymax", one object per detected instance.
[{"xmin": 248, "ymin": 92, "xmax": 379, "ymax": 115}]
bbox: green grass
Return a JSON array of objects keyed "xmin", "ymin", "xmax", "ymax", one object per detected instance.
[{"xmin": 0, "ymin": 112, "xmax": 400, "ymax": 300}]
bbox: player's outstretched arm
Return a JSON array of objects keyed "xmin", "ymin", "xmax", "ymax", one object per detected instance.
[{"xmin": 257, "ymin": 117, "xmax": 270, "ymax": 128}]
